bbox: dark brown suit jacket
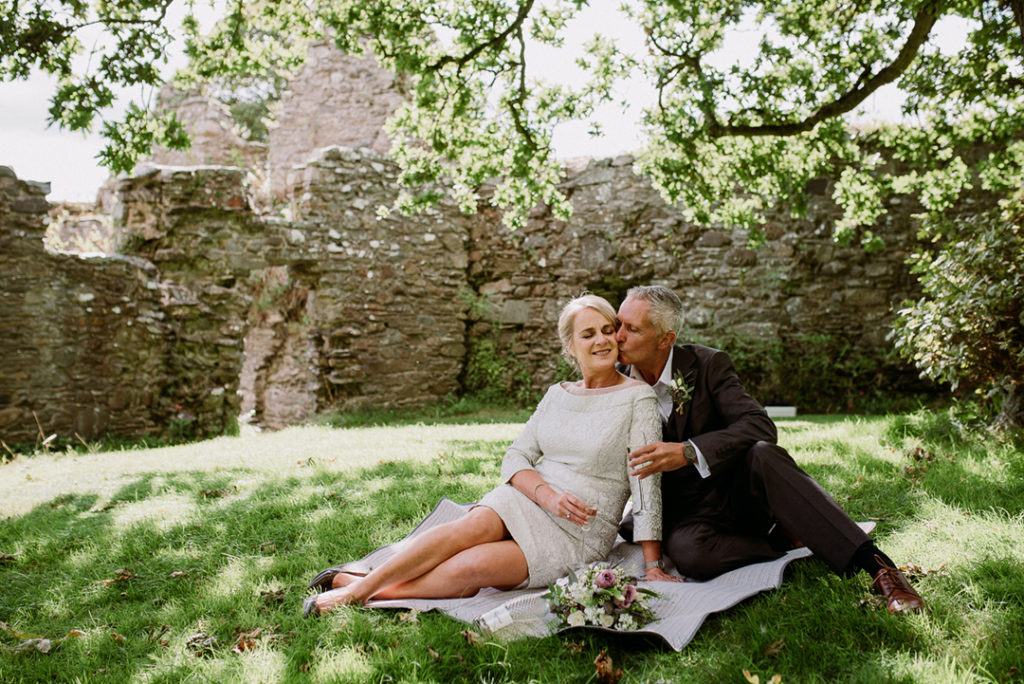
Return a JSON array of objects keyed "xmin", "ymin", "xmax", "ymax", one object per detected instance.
[{"xmin": 621, "ymin": 343, "xmax": 776, "ymax": 528}]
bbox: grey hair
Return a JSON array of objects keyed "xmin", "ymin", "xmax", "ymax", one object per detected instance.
[
  {"xmin": 624, "ymin": 285, "xmax": 684, "ymax": 336},
  {"xmin": 557, "ymin": 293, "xmax": 618, "ymax": 370}
]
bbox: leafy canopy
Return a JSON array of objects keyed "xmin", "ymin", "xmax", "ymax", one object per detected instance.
[{"xmin": 3, "ymin": 0, "xmax": 1022, "ymax": 233}]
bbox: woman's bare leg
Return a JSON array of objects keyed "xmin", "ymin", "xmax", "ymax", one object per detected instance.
[
  {"xmin": 371, "ymin": 540, "xmax": 528, "ymax": 599},
  {"xmin": 315, "ymin": 507, "xmax": 510, "ymax": 612}
]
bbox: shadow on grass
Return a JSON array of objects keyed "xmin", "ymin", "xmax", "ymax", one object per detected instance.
[
  {"xmin": 0, "ymin": 454, "xmax": 558, "ymax": 682},
  {"xmin": 1, "ymin": 420, "xmax": 1021, "ymax": 683}
]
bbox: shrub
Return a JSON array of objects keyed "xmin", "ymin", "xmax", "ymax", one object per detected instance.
[
  {"xmin": 693, "ymin": 331, "xmax": 945, "ymax": 414},
  {"xmin": 891, "ymin": 189, "xmax": 1024, "ymax": 432}
]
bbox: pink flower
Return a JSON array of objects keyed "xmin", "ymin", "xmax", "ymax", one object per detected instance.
[
  {"xmin": 595, "ymin": 570, "xmax": 616, "ymax": 589},
  {"xmin": 615, "ymin": 584, "xmax": 638, "ymax": 609}
]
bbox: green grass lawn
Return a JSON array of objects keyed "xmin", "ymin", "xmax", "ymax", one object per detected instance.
[{"xmin": 1, "ymin": 411, "xmax": 1022, "ymax": 683}]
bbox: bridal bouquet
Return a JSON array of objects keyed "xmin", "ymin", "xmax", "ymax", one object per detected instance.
[{"xmin": 543, "ymin": 563, "xmax": 658, "ymax": 631}]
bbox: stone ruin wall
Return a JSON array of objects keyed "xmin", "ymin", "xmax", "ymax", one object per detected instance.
[
  {"xmin": 267, "ymin": 43, "xmax": 404, "ymax": 200},
  {"xmin": 0, "ymin": 41, "xmax": 969, "ymax": 445},
  {"xmin": 147, "ymin": 85, "xmax": 268, "ymax": 171},
  {"xmin": 0, "ymin": 166, "xmax": 242, "ymax": 444},
  {"xmin": 461, "ymin": 157, "xmax": 927, "ymax": 398},
  {"xmin": 0, "ymin": 148, "xmax": 944, "ymax": 445}
]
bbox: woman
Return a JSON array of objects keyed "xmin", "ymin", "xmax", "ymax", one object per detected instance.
[{"xmin": 305, "ymin": 294, "xmax": 678, "ymax": 616}]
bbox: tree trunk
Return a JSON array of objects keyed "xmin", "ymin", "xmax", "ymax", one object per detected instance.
[{"xmin": 992, "ymin": 381, "xmax": 1024, "ymax": 433}]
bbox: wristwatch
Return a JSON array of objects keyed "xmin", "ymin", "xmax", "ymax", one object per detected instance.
[
  {"xmin": 644, "ymin": 559, "xmax": 663, "ymax": 570},
  {"xmin": 683, "ymin": 441, "xmax": 697, "ymax": 466}
]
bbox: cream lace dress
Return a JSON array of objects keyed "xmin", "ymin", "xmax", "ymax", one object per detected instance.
[{"xmin": 476, "ymin": 380, "xmax": 662, "ymax": 588}]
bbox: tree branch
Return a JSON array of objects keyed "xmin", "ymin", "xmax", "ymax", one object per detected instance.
[
  {"xmin": 706, "ymin": 0, "xmax": 940, "ymax": 138},
  {"xmin": 508, "ymin": 26, "xmax": 536, "ymax": 152},
  {"xmin": 427, "ymin": 0, "xmax": 535, "ymax": 72},
  {"xmin": 1007, "ymin": 0, "xmax": 1024, "ymax": 49}
]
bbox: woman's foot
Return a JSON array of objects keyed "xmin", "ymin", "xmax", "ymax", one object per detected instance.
[
  {"xmin": 308, "ymin": 566, "xmax": 367, "ymax": 592},
  {"xmin": 315, "ymin": 586, "xmax": 363, "ymax": 614},
  {"xmin": 331, "ymin": 571, "xmax": 363, "ymax": 590}
]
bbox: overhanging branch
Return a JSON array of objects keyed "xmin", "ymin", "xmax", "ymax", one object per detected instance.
[
  {"xmin": 705, "ymin": 0, "xmax": 940, "ymax": 138},
  {"xmin": 427, "ymin": 0, "xmax": 535, "ymax": 72}
]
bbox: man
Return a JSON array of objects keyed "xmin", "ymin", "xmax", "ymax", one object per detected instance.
[{"xmin": 615, "ymin": 285, "xmax": 923, "ymax": 613}]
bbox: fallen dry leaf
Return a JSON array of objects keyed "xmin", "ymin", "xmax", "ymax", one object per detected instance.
[
  {"xmin": 764, "ymin": 637, "xmax": 785, "ymax": 657},
  {"xmin": 260, "ymin": 588, "xmax": 287, "ymax": 605},
  {"xmin": 563, "ymin": 640, "xmax": 585, "ymax": 654},
  {"xmin": 460, "ymin": 629, "xmax": 485, "ymax": 646},
  {"xmin": 66, "ymin": 629, "xmax": 86, "ymax": 638},
  {"xmin": 186, "ymin": 632, "xmax": 218, "ymax": 657},
  {"xmin": 199, "ymin": 488, "xmax": 228, "ymax": 499},
  {"xmin": 594, "ymin": 649, "xmax": 623, "ymax": 684},
  {"xmin": 231, "ymin": 627, "xmax": 263, "ymax": 654},
  {"xmin": 900, "ymin": 563, "xmax": 949, "ymax": 579},
  {"xmin": 857, "ymin": 595, "xmax": 886, "ymax": 611},
  {"xmin": 427, "ymin": 646, "xmax": 441, "ymax": 661},
  {"xmin": 0, "ymin": 552, "xmax": 20, "ymax": 565},
  {"xmin": 398, "ymin": 609, "xmax": 420, "ymax": 624},
  {"xmin": 169, "ymin": 571, "xmax": 189, "ymax": 578},
  {"xmin": 110, "ymin": 631, "xmax": 125, "ymax": 643},
  {"xmin": 101, "ymin": 568, "xmax": 135, "ymax": 586}
]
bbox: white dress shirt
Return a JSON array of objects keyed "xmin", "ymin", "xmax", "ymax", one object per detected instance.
[{"xmin": 630, "ymin": 347, "xmax": 711, "ymax": 479}]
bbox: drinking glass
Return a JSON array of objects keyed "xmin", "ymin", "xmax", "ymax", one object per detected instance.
[{"xmin": 576, "ymin": 493, "xmax": 608, "ymax": 566}]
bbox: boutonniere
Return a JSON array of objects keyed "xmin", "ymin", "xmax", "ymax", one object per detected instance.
[{"xmin": 668, "ymin": 369, "xmax": 696, "ymax": 416}]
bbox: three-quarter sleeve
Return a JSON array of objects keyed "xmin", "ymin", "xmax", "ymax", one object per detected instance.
[
  {"xmin": 499, "ymin": 389, "xmax": 552, "ymax": 482},
  {"xmin": 627, "ymin": 391, "xmax": 663, "ymax": 541}
]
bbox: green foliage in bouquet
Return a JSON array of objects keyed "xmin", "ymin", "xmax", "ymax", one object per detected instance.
[{"xmin": 543, "ymin": 562, "xmax": 659, "ymax": 632}]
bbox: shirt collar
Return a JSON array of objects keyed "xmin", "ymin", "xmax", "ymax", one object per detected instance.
[
  {"xmin": 656, "ymin": 346, "xmax": 675, "ymax": 388},
  {"xmin": 629, "ymin": 346, "xmax": 675, "ymax": 388}
]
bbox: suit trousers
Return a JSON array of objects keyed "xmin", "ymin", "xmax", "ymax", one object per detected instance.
[{"xmin": 656, "ymin": 441, "xmax": 872, "ymax": 580}]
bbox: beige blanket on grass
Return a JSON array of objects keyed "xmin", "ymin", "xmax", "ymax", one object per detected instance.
[{"xmin": 336, "ymin": 498, "xmax": 875, "ymax": 651}]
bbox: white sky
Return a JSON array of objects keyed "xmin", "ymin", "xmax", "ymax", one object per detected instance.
[{"xmin": 0, "ymin": 2, "xmax": 958, "ymax": 203}]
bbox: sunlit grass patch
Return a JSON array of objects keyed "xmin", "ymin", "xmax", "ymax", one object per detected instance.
[
  {"xmin": 1, "ymin": 412, "xmax": 1021, "ymax": 683},
  {"xmin": 308, "ymin": 645, "xmax": 374, "ymax": 683},
  {"xmin": 111, "ymin": 493, "xmax": 196, "ymax": 532}
]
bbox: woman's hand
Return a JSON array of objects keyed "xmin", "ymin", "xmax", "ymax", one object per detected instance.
[
  {"xmin": 538, "ymin": 487, "xmax": 594, "ymax": 526},
  {"xmin": 644, "ymin": 567, "xmax": 684, "ymax": 582}
]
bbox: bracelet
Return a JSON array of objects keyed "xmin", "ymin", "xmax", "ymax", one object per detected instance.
[
  {"xmin": 532, "ymin": 482, "xmax": 549, "ymax": 501},
  {"xmin": 644, "ymin": 559, "xmax": 663, "ymax": 570}
]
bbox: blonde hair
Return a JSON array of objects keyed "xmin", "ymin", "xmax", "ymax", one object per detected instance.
[{"xmin": 557, "ymin": 293, "xmax": 618, "ymax": 370}]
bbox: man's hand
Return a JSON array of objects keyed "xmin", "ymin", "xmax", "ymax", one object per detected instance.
[
  {"xmin": 628, "ymin": 442, "xmax": 689, "ymax": 478},
  {"xmin": 644, "ymin": 567, "xmax": 684, "ymax": 583}
]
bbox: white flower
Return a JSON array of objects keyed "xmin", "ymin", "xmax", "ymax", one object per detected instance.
[
  {"xmin": 584, "ymin": 606, "xmax": 600, "ymax": 623},
  {"xmin": 556, "ymin": 577, "xmax": 569, "ymax": 589},
  {"xmin": 567, "ymin": 611, "xmax": 586, "ymax": 627},
  {"xmin": 617, "ymin": 613, "xmax": 636, "ymax": 630},
  {"xmin": 598, "ymin": 612, "xmax": 616, "ymax": 628}
]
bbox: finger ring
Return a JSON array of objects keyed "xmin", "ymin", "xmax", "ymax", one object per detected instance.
[{"xmin": 565, "ymin": 512, "xmax": 570, "ymax": 519}]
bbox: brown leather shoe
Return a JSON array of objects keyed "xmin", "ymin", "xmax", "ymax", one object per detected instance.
[{"xmin": 871, "ymin": 555, "xmax": 924, "ymax": 613}]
